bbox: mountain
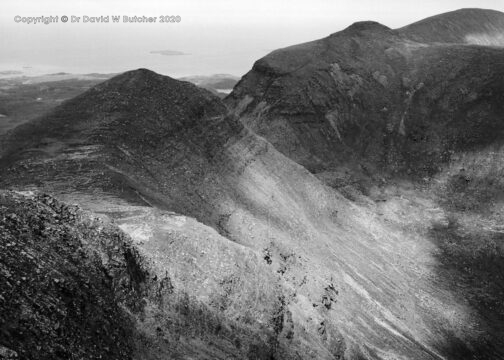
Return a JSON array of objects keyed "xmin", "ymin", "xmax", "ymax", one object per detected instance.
[
  {"xmin": 2, "ymin": 9, "xmax": 504, "ymax": 359},
  {"xmin": 0, "ymin": 68, "xmax": 230, "ymax": 214},
  {"xmin": 225, "ymin": 9, "xmax": 504, "ymax": 179}
]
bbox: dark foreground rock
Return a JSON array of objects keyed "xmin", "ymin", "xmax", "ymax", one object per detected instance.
[
  {"xmin": 0, "ymin": 191, "xmax": 300, "ymax": 360},
  {"xmin": 0, "ymin": 190, "xmax": 144, "ymax": 359}
]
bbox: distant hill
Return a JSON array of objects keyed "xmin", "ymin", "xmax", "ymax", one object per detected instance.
[{"xmin": 180, "ymin": 74, "xmax": 239, "ymax": 97}]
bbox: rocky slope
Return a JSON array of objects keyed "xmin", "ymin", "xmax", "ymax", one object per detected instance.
[
  {"xmin": 0, "ymin": 191, "xmax": 295, "ymax": 359},
  {"xmin": 0, "ymin": 191, "xmax": 143, "ymax": 359},
  {"xmin": 2, "ymin": 10, "xmax": 504, "ymax": 357}
]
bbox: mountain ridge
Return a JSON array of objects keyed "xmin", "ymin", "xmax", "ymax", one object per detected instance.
[{"xmin": 397, "ymin": 8, "xmax": 504, "ymax": 45}]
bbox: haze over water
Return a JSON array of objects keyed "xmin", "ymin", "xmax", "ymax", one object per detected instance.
[
  {"xmin": 0, "ymin": 47, "xmax": 270, "ymax": 79},
  {"xmin": 1, "ymin": 0, "xmax": 503, "ymax": 78}
]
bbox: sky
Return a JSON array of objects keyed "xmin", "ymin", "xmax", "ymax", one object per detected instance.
[{"xmin": 1, "ymin": 0, "xmax": 503, "ymax": 77}]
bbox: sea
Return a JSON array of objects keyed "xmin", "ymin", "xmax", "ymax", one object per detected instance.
[{"xmin": 0, "ymin": 48, "xmax": 271, "ymax": 79}]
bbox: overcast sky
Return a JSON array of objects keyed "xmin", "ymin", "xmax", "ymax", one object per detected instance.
[{"xmin": 1, "ymin": 0, "xmax": 503, "ymax": 76}]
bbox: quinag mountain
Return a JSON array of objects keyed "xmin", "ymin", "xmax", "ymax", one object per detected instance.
[{"xmin": 1, "ymin": 8, "xmax": 504, "ymax": 360}]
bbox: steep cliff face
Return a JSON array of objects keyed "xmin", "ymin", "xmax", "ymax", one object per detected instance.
[{"xmin": 225, "ymin": 9, "xmax": 504, "ymax": 179}]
